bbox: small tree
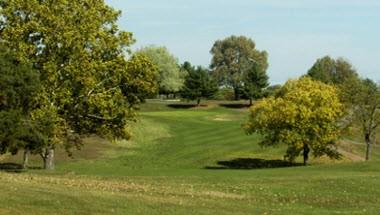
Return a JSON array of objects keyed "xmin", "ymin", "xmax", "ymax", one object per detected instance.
[
  {"xmin": 244, "ymin": 77, "xmax": 344, "ymax": 165},
  {"xmin": 181, "ymin": 62, "xmax": 218, "ymax": 106},
  {"xmin": 242, "ymin": 63, "xmax": 269, "ymax": 105},
  {"xmin": 340, "ymin": 77, "xmax": 380, "ymax": 161}
]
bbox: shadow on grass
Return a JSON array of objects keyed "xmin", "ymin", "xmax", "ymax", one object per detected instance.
[
  {"xmin": 0, "ymin": 163, "xmax": 42, "ymax": 173},
  {"xmin": 0, "ymin": 163, "xmax": 23, "ymax": 173},
  {"xmin": 219, "ymin": 103, "xmax": 251, "ymax": 109},
  {"xmin": 167, "ymin": 104, "xmax": 207, "ymax": 109},
  {"xmin": 205, "ymin": 158, "xmax": 303, "ymax": 170}
]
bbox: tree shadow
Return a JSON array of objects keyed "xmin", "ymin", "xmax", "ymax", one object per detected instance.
[
  {"xmin": 0, "ymin": 163, "xmax": 24, "ymax": 173},
  {"xmin": 167, "ymin": 104, "xmax": 206, "ymax": 109},
  {"xmin": 219, "ymin": 104, "xmax": 251, "ymax": 109},
  {"xmin": 205, "ymin": 158, "xmax": 303, "ymax": 170},
  {"xmin": 0, "ymin": 163, "xmax": 42, "ymax": 173}
]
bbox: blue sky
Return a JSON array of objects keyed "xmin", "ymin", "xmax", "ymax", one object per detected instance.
[{"xmin": 106, "ymin": 0, "xmax": 380, "ymax": 84}]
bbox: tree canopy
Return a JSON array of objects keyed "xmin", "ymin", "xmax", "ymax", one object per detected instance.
[
  {"xmin": 210, "ymin": 35, "xmax": 268, "ymax": 100},
  {"xmin": 244, "ymin": 77, "xmax": 344, "ymax": 165},
  {"xmin": 307, "ymin": 56, "xmax": 358, "ymax": 85},
  {"xmin": 180, "ymin": 62, "xmax": 218, "ymax": 106},
  {"xmin": 136, "ymin": 46, "xmax": 184, "ymax": 95},
  {"xmin": 0, "ymin": 0, "xmax": 157, "ymax": 169}
]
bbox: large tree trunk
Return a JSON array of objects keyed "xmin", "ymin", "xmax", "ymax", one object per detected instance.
[
  {"xmin": 303, "ymin": 144, "xmax": 310, "ymax": 166},
  {"xmin": 22, "ymin": 149, "xmax": 29, "ymax": 169},
  {"xmin": 43, "ymin": 148, "xmax": 55, "ymax": 170},
  {"xmin": 365, "ymin": 133, "xmax": 371, "ymax": 161}
]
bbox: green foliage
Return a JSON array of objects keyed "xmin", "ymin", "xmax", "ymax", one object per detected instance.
[
  {"xmin": 0, "ymin": 0, "xmax": 157, "ymax": 169},
  {"xmin": 0, "ymin": 46, "xmax": 42, "ymax": 157},
  {"xmin": 340, "ymin": 77, "xmax": 380, "ymax": 160},
  {"xmin": 212, "ymin": 88, "xmax": 235, "ymax": 100},
  {"xmin": 244, "ymin": 78, "xmax": 344, "ymax": 164},
  {"xmin": 307, "ymin": 56, "xmax": 358, "ymax": 85},
  {"xmin": 242, "ymin": 62, "xmax": 269, "ymax": 104},
  {"xmin": 136, "ymin": 46, "xmax": 184, "ymax": 94},
  {"xmin": 210, "ymin": 35, "xmax": 268, "ymax": 99},
  {"xmin": 180, "ymin": 62, "xmax": 218, "ymax": 105}
]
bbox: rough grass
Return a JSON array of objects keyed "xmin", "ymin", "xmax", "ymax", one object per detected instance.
[{"xmin": 0, "ymin": 101, "xmax": 380, "ymax": 214}]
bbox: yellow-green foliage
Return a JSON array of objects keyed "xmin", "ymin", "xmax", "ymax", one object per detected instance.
[
  {"xmin": 245, "ymin": 77, "xmax": 344, "ymax": 162},
  {"xmin": 0, "ymin": 0, "xmax": 158, "ymax": 168}
]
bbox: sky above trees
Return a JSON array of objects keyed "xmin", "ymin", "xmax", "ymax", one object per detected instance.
[{"xmin": 106, "ymin": 0, "xmax": 380, "ymax": 84}]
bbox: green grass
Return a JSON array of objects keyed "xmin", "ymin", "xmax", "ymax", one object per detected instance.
[{"xmin": 1, "ymin": 101, "xmax": 380, "ymax": 214}]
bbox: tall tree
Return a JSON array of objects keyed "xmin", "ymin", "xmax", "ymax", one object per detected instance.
[
  {"xmin": 136, "ymin": 46, "xmax": 184, "ymax": 96},
  {"xmin": 210, "ymin": 35, "xmax": 268, "ymax": 100},
  {"xmin": 340, "ymin": 77, "xmax": 380, "ymax": 161},
  {"xmin": 307, "ymin": 56, "xmax": 358, "ymax": 85},
  {"xmin": 244, "ymin": 78, "xmax": 343, "ymax": 165},
  {"xmin": 0, "ymin": 0, "xmax": 157, "ymax": 169},
  {"xmin": 181, "ymin": 62, "xmax": 218, "ymax": 106}
]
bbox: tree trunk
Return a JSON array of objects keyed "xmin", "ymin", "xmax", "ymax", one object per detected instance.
[
  {"xmin": 303, "ymin": 144, "xmax": 310, "ymax": 166},
  {"xmin": 365, "ymin": 133, "xmax": 371, "ymax": 161},
  {"xmin": 43, "ymin": 148, "xmax": 55, "ymax": 170},
  {"xmin": 249, "ymin": 98, "xmax": 253, "ymax": 106},
  {"xmin": 22, "ymin": 149, "xmax": 29, "ymax": 169},
  {"xmin": 197, "ymin": 98, "xmax": 201, "ymax": 106}
]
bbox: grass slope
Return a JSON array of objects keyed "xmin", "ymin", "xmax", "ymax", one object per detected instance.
[{"xmin": 1, "ymin": 101, "xmax": 380, "ymax": 214}]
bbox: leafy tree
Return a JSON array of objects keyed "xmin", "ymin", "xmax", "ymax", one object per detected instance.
[
  {"xmin": 0, "ymin": 45, "xmax": 42, "ymax": 169},
  {"xmin": 136, "ymin": 46, "xmax": 184, "ymax": 96},
  {"xmin": 181, "ymin": 62, "xmax": 218, "ymax": 106},
  {"xmin": 210, "ymin": 35, "xmax": 268, "ymax": 100},
  {"xmin": 244, "ymin": 77, "xmax": 344, "ymax": 165},
  {"xmin": 242, "ymin": 63, "xmax": 269, "ymax": 105},
  {"xmin": 307, "ymin": 56, "xmax": 358, "ymax": 85},
  {"xmin": 0, "ymin": 0, "xmax": 157, "ymax": 169},
  {"xmin": 340, "ymin": 77, "xmax": 380, "ymax": 161}
]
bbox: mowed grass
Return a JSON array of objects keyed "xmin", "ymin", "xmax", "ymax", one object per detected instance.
[{"xmin": 0, "ymin": 101, "xmax": 380, "ymax": 215}]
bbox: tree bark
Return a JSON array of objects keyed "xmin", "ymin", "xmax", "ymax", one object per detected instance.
[
  {"xmin": 43, "ymin": 148, "xmax": 55, "ymax": 170},
  {"xmin": 249, "ymin": 98, "xmax": 253, "ymax": 106},
  {"xmin": 365, "ymin": 133, "xmax": 371, "ymax": 161},
  {"xmin": 303, "ymin": 144, "xmax": 310, "ymax": 166},
  {"xmin": 22, "ymin": 148, "xmax": 29, "ymax": 169}
]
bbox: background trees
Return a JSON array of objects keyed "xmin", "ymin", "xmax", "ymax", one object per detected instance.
[
  {"xmin": 244, "ymin": 78, "xmax": 344, "ymax": 165},
  {"xmin": 136, "ymin": 46, "xmax": 184, "ymax": 96},
  {"xmin": 180, "ymin": 62, "xmax": 218, "ymax": 106},
  {"xmin": 210, "ymin": 35, "xmax": 269, "ymax": 100},
  {"xmin": 307, "ymin": 56, "xmax": 358, "ymax": 85},
  {"xmin": 0, "ymin": 0, "xmax": 157, "ymax": 169}
]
